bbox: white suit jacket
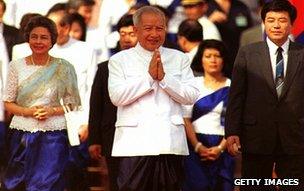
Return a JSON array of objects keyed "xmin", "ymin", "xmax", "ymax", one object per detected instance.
[{"xmin": 108, "ymin": 43, "xmax": 199, "ymax": 156}]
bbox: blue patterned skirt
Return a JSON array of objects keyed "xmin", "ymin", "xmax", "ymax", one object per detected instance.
[
  {"xmin": 183, "ymin": 134, "xmax": 235, "ymax": 191},
  {"xmin": 3, "ymin": 129, "xmax": 69, "ymax": 191}
]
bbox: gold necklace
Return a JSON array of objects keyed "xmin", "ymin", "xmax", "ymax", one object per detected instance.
[{"xmin": 31, "ymin": 55, "xmax": 50, "ymax": 66}]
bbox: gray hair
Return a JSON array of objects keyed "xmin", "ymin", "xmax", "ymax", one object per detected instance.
[{"xmin": 132, "ymin": 6, "xmax": 166, "ymax": 26}]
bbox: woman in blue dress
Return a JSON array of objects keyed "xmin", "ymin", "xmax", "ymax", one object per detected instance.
[
  {"xmin": 182, "ymin": 39, "xmax": 235, "ymax": 191},
  {"xmin": 2, "ymin": 16, "xmax": 80, "ymax": 191}
]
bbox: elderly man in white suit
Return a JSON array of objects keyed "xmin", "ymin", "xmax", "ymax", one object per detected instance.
[{"xmin": 108, "ymin": 6, "xmax": 199, "ymax": 191}]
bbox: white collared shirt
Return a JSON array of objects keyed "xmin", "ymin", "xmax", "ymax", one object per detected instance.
[
  {"xmin": 12, "ymin": 42, "xmax": 32, "ymax": 61},
  {"xmin": 198, "ymin": 16, "xmax": 222, "ymax": 40},
  {"xmin": 186, "ymin": 45, "xmax": 198, "ymax": 63},
  {"xmin": 266, "ymin": 37, "xmax": 289, "ymax": 80}
]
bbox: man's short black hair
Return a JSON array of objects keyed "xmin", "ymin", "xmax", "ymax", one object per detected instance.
[
  {"xmin": 117, "ymin": 14, "xmax": 134, "ymax": 32},
  {"xmin": 68, "ymin": 0, "xmax": 95, "ymax": 11},
  {"xmin": 177, "ymin": 19, "xmax": 203, "ymax": 42},
  {"xmin": 46, "ymin": 3, "xmax": 68, "ymax": 17},
  {"xmin": 68, "ymin": 13, "xmax": 87, "ymax": 41},
  {"xmin": 261, "ymin": 0, "xmax": 297, "ymax": 24}
]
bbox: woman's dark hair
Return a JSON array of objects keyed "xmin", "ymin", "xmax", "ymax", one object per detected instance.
[
  {"xmin": 191, "ymin": 39, "xmax": 230, "ymax": 77},
  {"xmin": 68, "ymin": 12, "xmax": 87, "ymax": 41},
  {"xmin": 46, "ymin": 3, "xmax": 68, "ymax": 17},
  {"xmin": 24, "ymin": 16, "xmax": 58, "ymax": 47},
  {"xmin": 261, "ymin": 0, "xmax": 297, "ymax": 24},
  {"xmin": 19, "ymin": 13, "xmax": 42, "ymax": 42}
]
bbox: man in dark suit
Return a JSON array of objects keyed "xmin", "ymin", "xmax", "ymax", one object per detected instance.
[
  {"xmin": 88, "ymin": 14, "xmax": 137, "ymax": 191},
  {"xmin": 0, "ymin": 0, "xmax": 20, "ymax": 61},
  {"xmin": 225, "ymin": 1, "xmax": 304, "ymax": 190}
]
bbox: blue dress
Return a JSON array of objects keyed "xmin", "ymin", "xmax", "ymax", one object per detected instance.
[{"xmin": 182, "ymin": 77, "xmax": 235, "ymax": 191}]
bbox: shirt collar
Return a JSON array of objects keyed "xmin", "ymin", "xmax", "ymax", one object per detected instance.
[
  {"xmin": 189, "ymin": 45, "xmax": 198, "ymax": 55},
  {"xmin": 266, "ymin": 37, "xmax": 290, "ymax": 55}
]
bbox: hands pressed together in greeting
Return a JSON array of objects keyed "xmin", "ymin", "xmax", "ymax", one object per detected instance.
[{"xmin": 148, "ymin": 49, "xmax": 165, "ymax": 81}]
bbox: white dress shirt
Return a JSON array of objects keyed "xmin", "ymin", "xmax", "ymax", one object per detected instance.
[
  {"xmin": 198, "ymin": 16, "xmax": 222, "ymax": 40},
  {"xmin": 266, "ymin": 37, "xmax": 289, "ymax": 80},
  {"xmin": 12, "ymin": 42, "xmax": 32, "ymax": 61},
  {"xmin": 108, "ymin": 43, "xmax": 199, "ymax": 156},
  {"xmin": 86, "ymin": 26, "xmax": 110, "ymax": 63},
  {"xmin": 185, "ymin": 45, "xmax": 198, "ymax": 63}
]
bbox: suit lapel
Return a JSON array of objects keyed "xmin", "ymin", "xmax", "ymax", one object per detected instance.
[
  {"xmin": 279, "ymin": 42, "xmax": 301, "ymax": 100},
  {"xmin": 256, "ymin": 43, "xmax": 277, "ymax": 97}
]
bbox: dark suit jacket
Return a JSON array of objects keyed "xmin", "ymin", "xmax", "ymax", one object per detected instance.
[
  {"xmin": 88, "ymin": 61, "xmax": 117, "ymax": 156},
  {"xmin": 225, "ymin": 41, "xmax": 304, "ymax": 155},
  {"xmin": 3, "ymin": 24, "xmax": 21, "ymax": 61}
]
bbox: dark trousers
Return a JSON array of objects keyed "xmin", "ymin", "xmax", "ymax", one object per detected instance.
[
  {"xmin": 117, "ymin": 155, "xmax": 184, "ymax": 191},
  {"xmin": 105, "ymin": 156, "xmax": 120, "ymax": 191},
  {"xmin": 241, "ymin": 137, "xmax": 304, "ymax": 191},
  {"xmin": 64, "ymin": 163, "xmax": 89, "ymax": 191}
]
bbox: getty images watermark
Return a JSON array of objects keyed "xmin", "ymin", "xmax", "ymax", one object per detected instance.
[{"xmin": 234, "ymin": 178, "xmax": 299, "ymax": 186}]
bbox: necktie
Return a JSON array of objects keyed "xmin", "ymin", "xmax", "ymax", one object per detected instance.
[{"xmin": 275, "ymin": 47, "xmax": 284, "ymax": 97}]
